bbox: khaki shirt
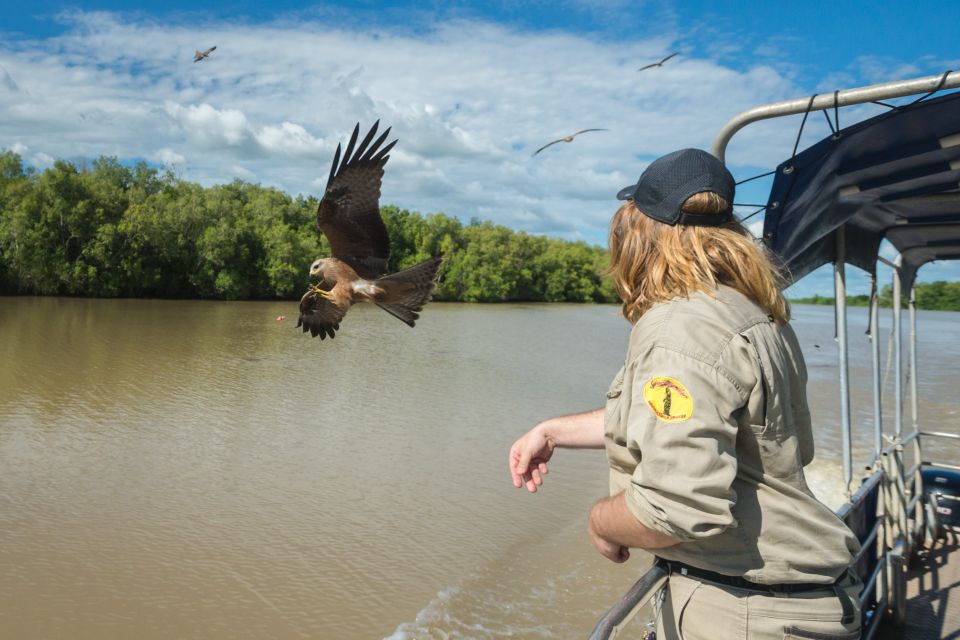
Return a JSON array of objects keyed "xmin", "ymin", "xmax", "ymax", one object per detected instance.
[{"xmin": 604, "ymin": 285, "xmax": 859, "ymax": 584}]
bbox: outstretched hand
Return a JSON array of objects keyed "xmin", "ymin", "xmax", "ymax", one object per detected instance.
[{"xmin": 508, "ymin": 425, "xmax": 555, "ymax": 493}]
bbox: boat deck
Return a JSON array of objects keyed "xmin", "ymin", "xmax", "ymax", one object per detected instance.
[{"xmin": 879, "ymin": 532, "xmax": 960, "ymax": 639}]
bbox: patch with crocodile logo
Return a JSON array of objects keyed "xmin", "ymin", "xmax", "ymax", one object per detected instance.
[{"xmin": 642, "ymin": 377, "xmax": 693, "ymax": 423}]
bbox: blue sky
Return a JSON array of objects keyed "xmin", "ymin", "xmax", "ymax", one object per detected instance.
[{"xmin": 1, "ymin": 0, "xmax": 958, "ymax": 296}]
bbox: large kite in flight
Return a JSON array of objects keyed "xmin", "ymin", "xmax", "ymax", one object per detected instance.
[{"xmin": 297, "ymin": 121, "xmax": 444, "ymax": 340}]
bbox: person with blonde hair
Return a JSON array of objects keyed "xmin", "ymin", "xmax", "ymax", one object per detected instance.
[{"xmin": 508, "ymin": 149, "xmax": 861, "ymax": 639}]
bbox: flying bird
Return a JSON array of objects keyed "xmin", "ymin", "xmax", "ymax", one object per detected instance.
[
  {"xmin": 194, "ymin": 46, "xmax": 217, "ymax": 62},
  {"xmin": 532, "ymin": 129, "xmax": 608, "ymax": 156},
  {"xmin": 637, "ymin": 52, "xmax": 678, "ymax": 71},
  {"xmin": 297, "ymin": 121, "xmax": 444, "ymax": 340}
]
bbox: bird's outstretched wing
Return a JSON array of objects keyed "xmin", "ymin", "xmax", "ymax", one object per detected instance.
[
  {"xmin": 297, "ymin": 289, "xmax": 347, "ymax": 340},
  {"xmin": 533, "ymin": 138, "xmax": 563, "ymax": 156},
  {"xmin": 638, "ymin": 52, "xmax": 677, "ymax": 71},
  {"xmin": 533, "ymin": 129, "xmax": 608, "ymax": 156},
  {"xmin": 316, "ymin": 121, "xmax": 397, "ymax": 279},
  {"xmin": 659, "ymin": 52, "xmax": 678, "ymax": 65},
  {"xmin": 194, "ymin": 47, "xmax": 216, "ymax": 62}
]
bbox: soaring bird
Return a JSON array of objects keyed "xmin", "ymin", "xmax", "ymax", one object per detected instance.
[
  {"xmin": 297, "ymin": 121, "xmax": 444, "ymax": 340},
  {"xmin": 532, "ymin": 128, "xmax": 608, "ymax": 156},
  {"xmin": 194, "ymin": 46, "xmax": 217, "ymax": 62},
  {"xmin": 637, "ymin": 52, "xmax": 678, "ymax": 71}
]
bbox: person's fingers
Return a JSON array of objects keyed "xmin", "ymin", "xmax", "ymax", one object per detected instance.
[
  {"xmin": 531, "ymin": 468, "xmax": 542, "ymax": 486},
  {"xmin": 538, "ymin": 462, "xmax": 549, "ymax": 475},
  {"xmin": 509, "ymin": 449, "xmax": 523, "ymax": 488},
  {"xmin": 516, "ymin": 446, "xmax": 532, "ymax": 477},
  {"xmin": 524, "ymin": 471, "xmax": 538, "ymax": 493}
]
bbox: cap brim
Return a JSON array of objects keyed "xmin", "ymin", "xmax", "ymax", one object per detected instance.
[{"xmin": 616, "ymin": 185, "xmax": 637, "ymax": 201}]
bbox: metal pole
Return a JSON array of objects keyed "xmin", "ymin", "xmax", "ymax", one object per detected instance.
[
  {"xmin": 870, "ymin": 278, "xmax": 884, "ymax": 458},
  {"xmin": 711, "ymin": 71, "xmax": 960, "ymax": 161},
  {"xmin": 909, "ymin": 285, "xmax": 918, "ymax": 431},
  {"xmin": 908, "ymin": 284, "xmax": 924, "ymax": 548},
  {"xmin": 893, "ymin": 262, "xmax": 903, "ymax": 439},
  {"xmin": 835, "ymin": 228, "xmax": 853, "ymax": 493},
  {"xmin": 890, "ymin": 260, "xmax": 909, "ymax": 556}
]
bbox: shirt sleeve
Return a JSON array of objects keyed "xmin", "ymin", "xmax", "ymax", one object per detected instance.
[{"xmin": 622, "ymin": 345, "xmax": 749, "ymax": 542}]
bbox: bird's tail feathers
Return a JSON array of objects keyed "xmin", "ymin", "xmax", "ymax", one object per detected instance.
[
  {"xmin": 374, "ymin": 255, "xmax": 444, "ymax": 327},
  {"xmin": 376, "ymin": 303, "xmax": 420, "ymax": 327}
]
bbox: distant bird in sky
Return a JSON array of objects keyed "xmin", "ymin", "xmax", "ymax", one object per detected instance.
[
  {"xmin": 297, "ymin": 121, "xmax": 444, "ymax": 340},
  {"xmin": 193, "ymin": 46, "xmax": 217, "ymax": 62},
  {"xmin": 532, "ymin": 129, "xmax": 608, "ymax": 156},
  {"xmin": 638, "ymin": 52, "xmax": 678, "ymax": 71}
]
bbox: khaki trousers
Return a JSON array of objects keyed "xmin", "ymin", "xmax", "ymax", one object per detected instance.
[{"xmin": 655, "ymin": 572, "xmax": 862, "ymax": 640}]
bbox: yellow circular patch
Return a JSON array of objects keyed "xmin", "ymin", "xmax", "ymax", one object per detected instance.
[{"xmin": 642, "ymin": 377, "xmax": 693, "ymax": 423}]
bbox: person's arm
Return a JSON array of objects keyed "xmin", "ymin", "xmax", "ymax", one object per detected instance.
[
  {"xmin": 587, "ymin": 492, "xmax": 680, "ymax": 563},
  {"xmin": 509, "ymin": 408, "xmax": 605, "ymax": 493},
  {"xmin": 539, "ymin": 408, "xmax": 606, "ymax": 449}
]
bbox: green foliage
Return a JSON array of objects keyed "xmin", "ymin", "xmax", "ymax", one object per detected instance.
[
  {"xmin": 0, "ymin": 154, "xmax": 616, "ymax": 303},
  {"xmin": 791, "ymin": 282, "xmax": 960, "ymax": 312}
]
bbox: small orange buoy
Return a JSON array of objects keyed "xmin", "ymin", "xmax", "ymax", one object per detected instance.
[{"xmin": 276, "ymin": 315, "xmax": 286, "ymax": 321}]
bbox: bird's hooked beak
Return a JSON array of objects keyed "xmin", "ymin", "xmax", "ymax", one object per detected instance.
[{"xmin": 309, "ymin": 259, "xmax": 324, "ymax": 278}]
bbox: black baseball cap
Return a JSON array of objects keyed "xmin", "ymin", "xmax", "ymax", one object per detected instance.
[{"xmin": 616, "ymin": 148, "xmax": 735, "ymax": 226}]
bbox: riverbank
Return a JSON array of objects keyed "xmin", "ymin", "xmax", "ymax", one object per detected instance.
[{"xmin": 790, "ymin": 280, "xmax": 960, "ymax": 311}]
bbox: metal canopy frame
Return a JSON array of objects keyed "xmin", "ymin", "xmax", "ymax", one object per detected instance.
[
  {"xmin": 590, "ymin": 71, "xmax": 960, "ymax": 640},
  {"xmin": 711, "ymin": 71, "xmax": 960, "ymax": 162}
]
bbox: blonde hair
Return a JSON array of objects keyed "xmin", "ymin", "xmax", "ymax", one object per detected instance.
[{"xmin": 607, "ymin": 192, "xmax": 790, "ymax": 324}]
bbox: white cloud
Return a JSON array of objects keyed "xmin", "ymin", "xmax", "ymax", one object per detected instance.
[
  {"xmin": 230, "ymin": 165, "xmax": 257, "ymax": 181},
  {"xmin": 7, "ymin": 142, "xmax": 54, "ymax": 168},
  {"xmin": 154, "ymin": 147, "xmax": 185, "ymax": 166},
  {"xmin": 164, "ymin": 102, "xmax": 261, "ymax": 157},
  {"xmin": 256, "ymin": 122, "xmax": 324, "ymax": 157},
  {"xmin": 0, "ymin": 63, "xmax": 18, "ymax": 92}
]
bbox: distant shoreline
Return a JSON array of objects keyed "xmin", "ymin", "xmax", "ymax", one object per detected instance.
[{"xmin": 790, "ymin": 282, "xmax": 960, "ymax": 312}]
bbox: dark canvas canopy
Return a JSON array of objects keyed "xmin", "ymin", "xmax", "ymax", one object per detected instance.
[{"xmin": 761, "ymin": 91, "xmax": 960, "ymax": 288}]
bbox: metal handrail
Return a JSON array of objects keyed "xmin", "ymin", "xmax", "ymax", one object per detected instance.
[
  {"xmin": 919, "ymin": 430, "xmax": 960, "ymax": 441},
  {"xmin": 710, "ymin": 71, "xmax": 960, "ymax": 161},
  {"xmin": 836, "ymin": 470, "xmax": 884, "ymax": 521},
  {"xmin": 924, "ymin": 461, "xmax": 960, "ymax": 473},
  {"xmin": 853, "ymin": 521, "xmax": 882, "ymax": 564},
  {"xmin": 588, "ymin": 564, "xmax": 668, "ymax": 640}
]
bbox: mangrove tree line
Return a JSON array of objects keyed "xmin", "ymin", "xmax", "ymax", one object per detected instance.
[{"xmin": 0, "ymin": 152, "xmax": 617, "ymax": 303}]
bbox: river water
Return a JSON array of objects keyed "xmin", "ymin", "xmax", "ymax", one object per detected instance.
[{"xmin": 1, "ymin": 298, "xmax": 957, "ymax": 639}]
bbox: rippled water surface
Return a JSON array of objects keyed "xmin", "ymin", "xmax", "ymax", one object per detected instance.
[{"xmin": 1, "ymin": 298, "xmax": 957, "ymax": 639}]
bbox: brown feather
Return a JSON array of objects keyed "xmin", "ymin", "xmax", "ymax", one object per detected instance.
[
  {"xmin": 373, "ymin": 255, "xmax": 444, "ymax": 327},
  {"xmin": 315, "ymin": 122, "xmax": 395, "ymax": 279},
  {"xmin": 296, "ymin": 288, "xmax": 348, "ymax": 340}
]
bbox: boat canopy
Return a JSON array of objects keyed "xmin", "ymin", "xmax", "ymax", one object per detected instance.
[{"xmin": 761, "ymin": 90, "xmax": 960, "ymax": 288}]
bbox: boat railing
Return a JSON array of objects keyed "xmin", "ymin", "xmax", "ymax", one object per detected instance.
[{"xmin": 587, "ymin": 564, "xmax": 668, "ymax": 640}]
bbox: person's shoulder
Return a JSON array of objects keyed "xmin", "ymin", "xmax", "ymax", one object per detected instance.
[{"xmin": 628, "ymin": 286, "xmax": 769, "ymax": 366}]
